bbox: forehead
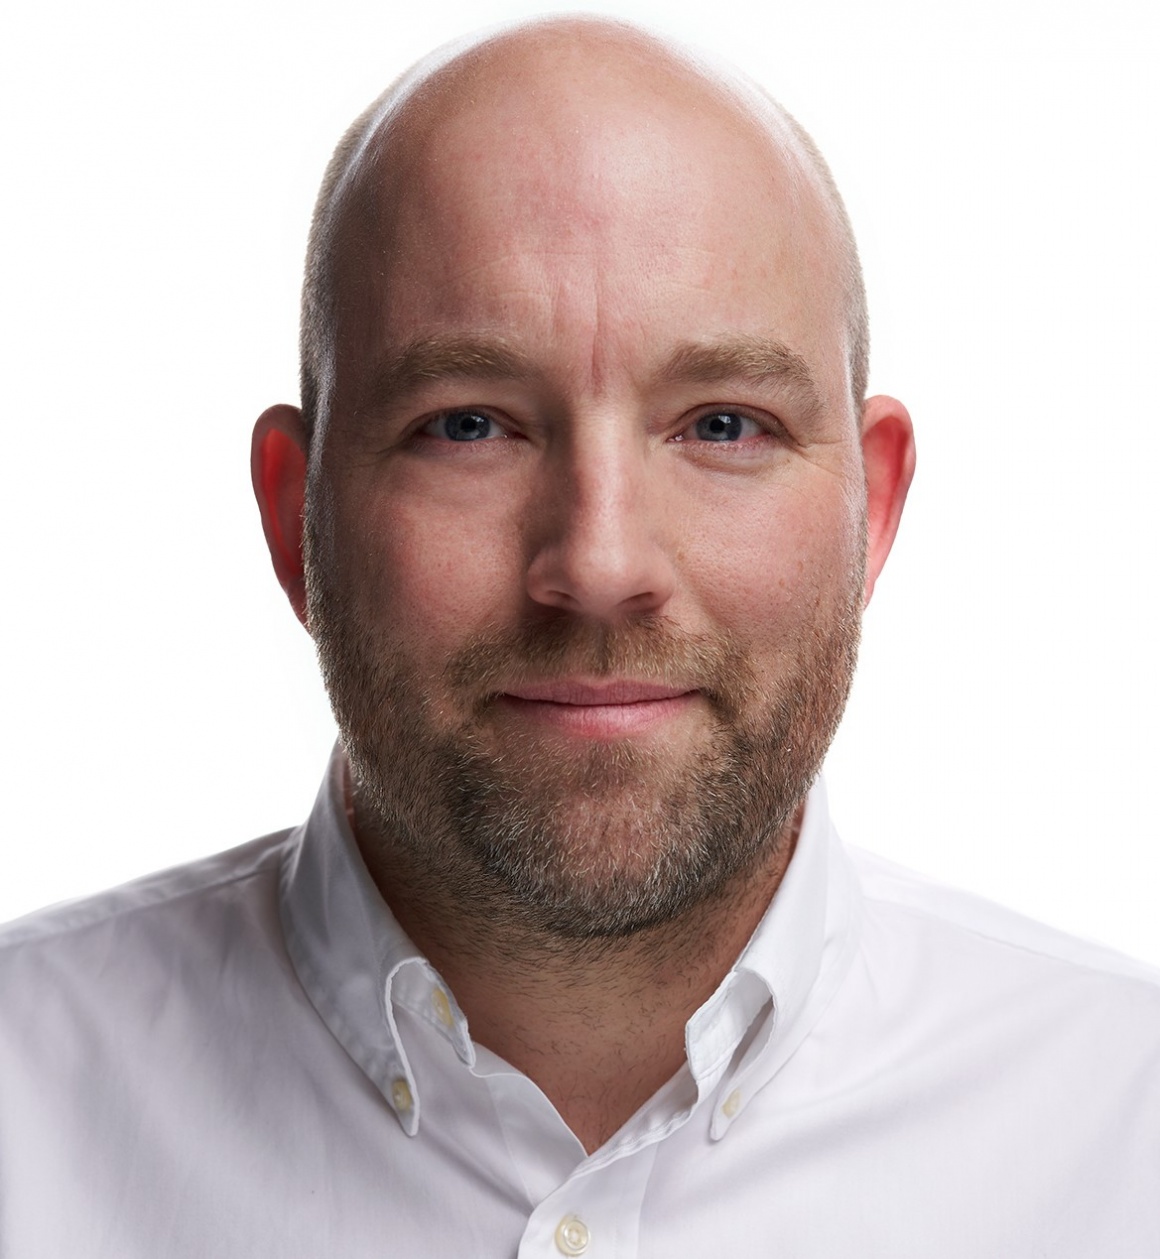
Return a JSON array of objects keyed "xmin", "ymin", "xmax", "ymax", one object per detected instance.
[{"xmin": 330, "ymin": 31, "xmax": 851, "ymax": 407}]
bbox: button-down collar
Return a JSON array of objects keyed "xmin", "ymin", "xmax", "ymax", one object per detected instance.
[
  {"xmin": 5, "ymin": 749, "xmax": 1158, "ymax": 1255},
  {"xmin": 279, "ymin": 745, "xmax": 858, "ymax": 1143}
]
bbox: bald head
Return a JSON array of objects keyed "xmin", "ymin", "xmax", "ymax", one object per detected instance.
[
  {"xmin": 298, "ymin": 18, "xmax": 868, "ymax": 442},
  {"xmin": 253, "ymin": 17, "xmax": 915, "ymax": 954}
]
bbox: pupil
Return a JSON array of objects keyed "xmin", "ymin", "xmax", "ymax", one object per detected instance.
[
  {"xmin": 445, "ymin": 411, "xmax": 489, "ymax": 441},
  {"xmin": 698, "ymin": 412, "xmax": 742, "ymax": 441}
]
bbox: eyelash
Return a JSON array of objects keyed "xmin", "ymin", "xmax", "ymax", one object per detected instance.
[
  {"xmin": 414, "ymin": 406, "xmax": 783, "ymax": 447},
  {"xmin": 670, "ymin": 410, "xmax": 769, "ymax": 444},
  {"xmin": 420, "ymin": 410, "xmax": 508, "ymax": 442}
]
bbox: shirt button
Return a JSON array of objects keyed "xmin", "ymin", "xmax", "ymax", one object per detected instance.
[
  {"xmin": 390, "ymin": 1078, "xmax": 413, "ymax": 1113},
  {"xmin": 555, "ymin": 1214, "xmax": 590, "ymax": 1255},
  {"xmin": 722, "ymin": 1088, "xmax": 742, "ymax": 1118},
  {"xmin": 431, "ymin": 987, "xmax": 454, "ymax": 1028}
]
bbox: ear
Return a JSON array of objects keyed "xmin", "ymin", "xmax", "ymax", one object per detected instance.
[
  {"xmin": 252, "ymin": 404, "xmax": 309, "ymax": 627},
  {"xmin": 860, "ymin": 394, "xmax": 915, "ymax": 606}
]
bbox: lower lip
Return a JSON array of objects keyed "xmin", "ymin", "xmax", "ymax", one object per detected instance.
[{"xmin": 495, "ymin": 693, "xmax": 698, "ymax": 739}]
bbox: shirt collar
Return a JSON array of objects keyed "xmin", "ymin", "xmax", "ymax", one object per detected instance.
[
  {"xmin": 696, "ymin": 773, "xmax": 861, "ymax": 1138},
  {"xmin": 278, "ymin": 746, "xmax": 437, "ymax": 1135},
  {"xmin": 279, "ymin": 745, "xmax": 858, "ymax": 1139}
]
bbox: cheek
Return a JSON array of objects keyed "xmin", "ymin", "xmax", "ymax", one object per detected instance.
[
  {"xmin": 333, "ymin": 480, "xmax": 524, "ymax": 663},
  {"xmin": 680, "ymin": 475, "xmax": 863, "ymax": 643}
]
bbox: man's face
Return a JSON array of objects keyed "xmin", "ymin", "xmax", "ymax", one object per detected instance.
[{"xmin": 304, "ymin": 52, "xmax": 870, "ymax": 938}]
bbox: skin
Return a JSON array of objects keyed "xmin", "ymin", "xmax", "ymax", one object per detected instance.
[{"xmin": 252, "ymin": 20, "xmax": 914, "ymax": 1152}]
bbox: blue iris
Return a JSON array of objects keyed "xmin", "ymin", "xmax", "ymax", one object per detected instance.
[
  {"xmin": 443, "ymin": 411, "xmax": 494, "ymax": 440},
  {"xmin": 695, "ymin": 412, "xmax": 744, "ymax": 441}
]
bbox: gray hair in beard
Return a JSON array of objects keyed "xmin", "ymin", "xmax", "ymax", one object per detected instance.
[{"xmin": 306, "ymin": 520, "xmax": 863, "ymax": 941}]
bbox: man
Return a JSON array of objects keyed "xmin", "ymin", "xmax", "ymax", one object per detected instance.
[{"xmin": 1, "ymin": 17, "xmax": 1156, "ymax": 1256}]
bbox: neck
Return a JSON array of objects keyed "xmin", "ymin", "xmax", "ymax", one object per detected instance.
[{"xmin": 354, "ymin": 791, "xmax": 799, "ymax": 1153}]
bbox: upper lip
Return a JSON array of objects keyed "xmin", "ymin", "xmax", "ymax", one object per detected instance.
[{"xmin": 501, "ymin": 680, "xmax": 696, "ymax": 706}]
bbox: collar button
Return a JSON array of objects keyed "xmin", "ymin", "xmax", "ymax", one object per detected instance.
[
  {"xmin": 390, "ymin": 1078, "xmax": 413, "ymax": 1113},
  {"xmin": 431, "ymin": 987, "xmax": 454, "ymax": 1028}
]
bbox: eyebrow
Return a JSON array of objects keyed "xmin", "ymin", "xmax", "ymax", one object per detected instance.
[
  {"xmin": 358, "ymin": 336, "xmax": 535, "ymax": 415},
  {"xmin": 355, "ymin": 332, "xmax": 825, "ymax": 421},
  {"xmin": 655, "ymin": 336, "xmax": 824, "ymax": 421}
]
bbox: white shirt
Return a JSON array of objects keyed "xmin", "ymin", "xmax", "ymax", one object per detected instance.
[{"xmin": 1, "ymin": 750, "xmax": 1158, "ymax": 1257}]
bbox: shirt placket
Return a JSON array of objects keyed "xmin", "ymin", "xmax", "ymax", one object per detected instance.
[{"xmin": 516, "ymin": 1141, "xmax": 660, "ymax": 1259}]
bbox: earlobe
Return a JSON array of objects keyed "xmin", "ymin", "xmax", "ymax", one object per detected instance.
[
  {"xmin": 859, "ymin": 394, "xmax": 916, "ymax": 606},
  {"xmin": 251, "ymin": 404, "xmax": 310, "ymax": 627}
]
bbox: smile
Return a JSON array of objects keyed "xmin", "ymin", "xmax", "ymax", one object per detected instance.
[{"xmin": 496, "ymin": 681, "xmax": 699, "ymax": 738}]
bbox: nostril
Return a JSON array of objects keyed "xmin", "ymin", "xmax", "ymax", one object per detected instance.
[
  {"xmin": 525, "ymin": 534, "xmax": 676, "ymax": 619},
  {"xmin": 523, "ymin": 451, "xmax": 678, "ymax": 618}
]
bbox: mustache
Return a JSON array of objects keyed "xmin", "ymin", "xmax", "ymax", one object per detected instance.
[{"xmin": 442, "ymin": 615, "xmax": 755, "ymax": 719}]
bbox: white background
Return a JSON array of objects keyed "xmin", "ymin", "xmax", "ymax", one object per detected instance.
[{"xmin": 2, "ymin": 0, "xmax": 1157, "ymax": 964}]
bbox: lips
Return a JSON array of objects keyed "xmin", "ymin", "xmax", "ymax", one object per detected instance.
[
  {"xmin": 493, "ymin": 679, "xmax": 699, "ymax": 739},
  {"xmin": 501, "ymin": 680, "xmax": 696, "ymax": 706}
]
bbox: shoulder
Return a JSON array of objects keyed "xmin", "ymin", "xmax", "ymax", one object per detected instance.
[
  {"xmin": 845, "ymin": 843, "xmax": 1160, "ymax": 1054},
  {"xmin": 0, "ymin": 828, "xmax": 306, "ymax": 1105},
  {"xmin": 825, "ymin": 843, "xmax": 1160, "ymax": 1171},
  {"xmin": 848, "ymin": 843, "xmax": 1160, "ymax": 986},
  {"xmin": 0, "ymin": 829, "xmax": 296, "ymax": 969}
]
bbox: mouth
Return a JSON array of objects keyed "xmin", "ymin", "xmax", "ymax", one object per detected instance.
[{"xmin": 493, "ymin": 679, "xmax": 700, "ymax": 739}]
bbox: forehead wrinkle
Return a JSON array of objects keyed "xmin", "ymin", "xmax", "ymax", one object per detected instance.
[{"xmin": 302, "ymin": 18, "xmax": 869, "ymax": 444}]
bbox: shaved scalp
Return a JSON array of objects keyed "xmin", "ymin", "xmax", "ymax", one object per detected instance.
[{"xmin": 298, "ymin": 18, "xmax": 869, "ymax": 443}]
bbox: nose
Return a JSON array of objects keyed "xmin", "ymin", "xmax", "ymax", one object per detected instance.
[{"xmin": 524, "ymin": 427, "xmax": 677, "ymax": 620}]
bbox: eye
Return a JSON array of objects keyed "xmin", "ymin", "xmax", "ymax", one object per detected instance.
[
  {"xmin": 422, "ymin": 409, "xmax": 507, "ymax": 441},
  {"xmin": 676, "ymin": 410, "xmax": 765, "ymax": 443}
]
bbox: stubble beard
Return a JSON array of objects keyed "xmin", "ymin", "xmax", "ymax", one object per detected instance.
[{"xmin": 305, "ymin": 521, "xmax": 863, "ymax": 943}]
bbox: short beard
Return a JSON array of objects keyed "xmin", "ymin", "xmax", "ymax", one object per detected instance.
[{"xmin": 306, "ymin": 523, "xmax": 862, "ymax": 942}]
